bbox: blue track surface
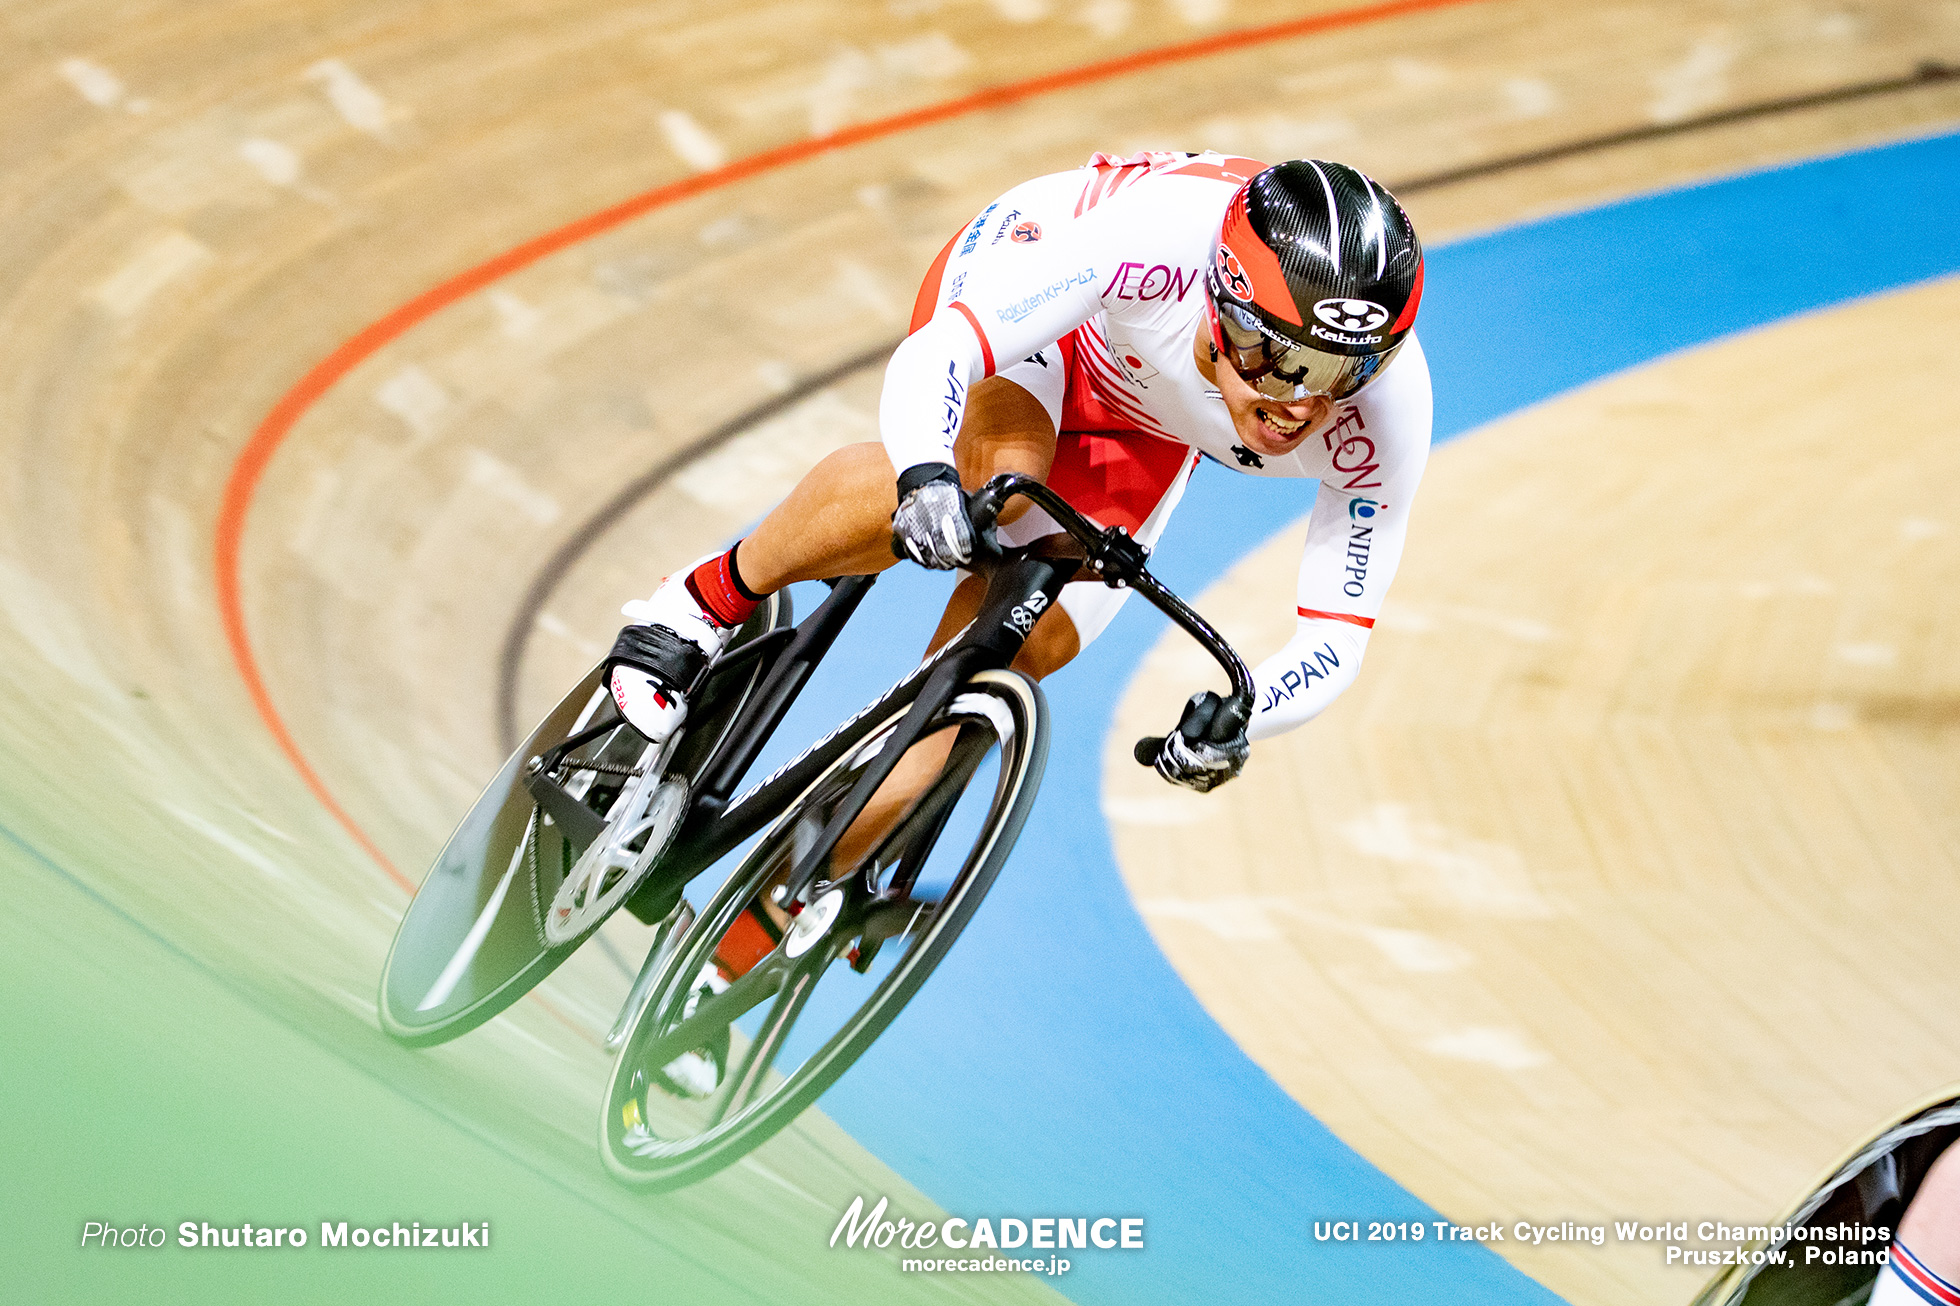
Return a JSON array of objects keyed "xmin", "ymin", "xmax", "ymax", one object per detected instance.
[{"xmin": 744, "ymin": 132, "xmax": 1960, "ymax": 1304}]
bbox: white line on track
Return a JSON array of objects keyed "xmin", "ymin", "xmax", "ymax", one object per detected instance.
[
  {"xmin": 736, "ymin": 1156, "xmax": 831, "ymax": 1210},
  {"xmin": 658, "ymin": 109, "xmax": 727, "ymax": 171},
  {"xmin": 92, "ymin": 230, "xmax": 211, "ymax": 318},
  {"xmin": 238, "ymin": 137, "xmax": 302, "ymax": 186},
  {"xmin": 306, "ymin": 58, "xmax": 397, "ymax": 141},
  {"xmin": 986, "ymin": 0, "xmax": 1050, "ymax": 23},
  {"xmin": 375, "ymin": 364, "xmax": 451, "ymax": 439},
  {"xmin": 162, "ymin": 801, "xmax": 291, "ymax": 882},
  {"xmin": 1422, "ymin": 1025, "xmax": 1550, "ymax": 1070},
  {"xmin": 1078, "ymin": 0, "xmax": 1134, "ymax": 38},
  {"xmin": 466, "ymin": 450, "xmax": 561, "ymax": 525},
  {"xmin": 1649, "ymin": 36, "xmax": 1737, "ymax": 124},
  {"xmin": 57, "ymin": 57, "xmax": 124, "ymax": 108}
]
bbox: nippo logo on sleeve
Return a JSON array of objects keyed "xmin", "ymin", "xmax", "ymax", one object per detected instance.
[
  {"xmin": 1215, "ymin": 244, "xmax": 1251, "ymax": 300},
  {"xmin": 1313, "ymin": 298, "xmax": 1390, "ymax": 332}
]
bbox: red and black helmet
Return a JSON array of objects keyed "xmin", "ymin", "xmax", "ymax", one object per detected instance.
[{"xmin": 1205, "ymin": 160, "xmax": 1424, "ymax": 402}]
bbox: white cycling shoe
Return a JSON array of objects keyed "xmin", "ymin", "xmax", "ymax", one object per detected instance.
[{"xmin": 607, "ymin": 560, "xmax": 740, "ymax": 748}]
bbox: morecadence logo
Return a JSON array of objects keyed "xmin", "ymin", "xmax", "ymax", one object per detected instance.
[{"xmin": 830, "ymin": 1194, "xmax": 1143, "ymax": 1278}]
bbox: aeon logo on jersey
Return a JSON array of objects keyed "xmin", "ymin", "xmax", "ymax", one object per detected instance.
[
  {"xmin": 1010, "ymin": 221, "xmax": 1043, "ymax": 243},
  {"xmin": 1313, "ymin": 298, "xmax": 1389, "ymax": 332},
  {"xmin": 1214, "ymin": 244, "xmax": 1251, "ymax": 300},
  {"xmin": 1108, "ymin": 262, "xmax": 1199, "ymax": 303}
]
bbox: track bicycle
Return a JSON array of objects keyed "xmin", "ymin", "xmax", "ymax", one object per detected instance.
[{"xmin": 379, "ymin": 472, "xmax": 1252, "ymax": 1189}]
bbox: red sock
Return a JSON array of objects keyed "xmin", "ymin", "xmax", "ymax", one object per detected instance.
[{"xmin": 684, "ymin": 545, "xmax": 761, "ymax": 629}]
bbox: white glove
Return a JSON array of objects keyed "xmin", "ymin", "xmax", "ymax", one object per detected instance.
[{"xmin": 890, "ymin": 463, "xmax": 974, "ymax": 570}]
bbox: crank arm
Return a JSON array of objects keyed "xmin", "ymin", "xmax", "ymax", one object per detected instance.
[{"xmin": 524, "ymin": 769, "xmax": 607, "ymax": 851}]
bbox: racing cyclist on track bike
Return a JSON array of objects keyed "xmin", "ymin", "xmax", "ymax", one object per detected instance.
[
  {"xmin": 1872, "ymin": 1138, "xmax": 1960, "ymax": 1306},
  {"xmin": 605, "ymin": 152, "xmax": 1431, "ymax": 857}
]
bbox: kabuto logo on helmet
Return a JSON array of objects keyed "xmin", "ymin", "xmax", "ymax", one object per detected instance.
[
  {"xmin": 1313, "ymin": 298, "xmax": 1390, "ymax": 333},
  {"xmin": 1214, "ymin": 244, "xmax": 1251, "ymax": 300}
]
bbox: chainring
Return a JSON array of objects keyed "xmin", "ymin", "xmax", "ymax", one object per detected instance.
[{"xmin": 542, "ymin": 774, "xmax": 689, "ymax": 947}]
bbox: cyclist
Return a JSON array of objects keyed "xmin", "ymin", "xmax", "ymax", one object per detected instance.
[
  {"xmin": 606, "ymin": 151, "xmax": 1430, "ymax": 795},
  {"xmin": 1874, "ymin": 1137, "xmax": 1960, "ymax": 1306}
]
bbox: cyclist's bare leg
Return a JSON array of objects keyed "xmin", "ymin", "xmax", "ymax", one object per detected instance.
[{"xmin": 733, "ymin": 376, "xmax": 1057, "ymax": 592}]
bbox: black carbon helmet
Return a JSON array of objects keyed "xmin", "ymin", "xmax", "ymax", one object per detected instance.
[{"xmin": 1205, "ymin": 160, "xmax": 1423, "ymax": 401}]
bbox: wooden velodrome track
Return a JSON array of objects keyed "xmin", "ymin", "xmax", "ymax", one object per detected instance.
[{"xmin": 2, "ymin": 1, "xmax": 1957, "ymax": 1302}]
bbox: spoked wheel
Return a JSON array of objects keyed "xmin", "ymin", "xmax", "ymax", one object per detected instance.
[
  {"xmin": 600, "ymin": 669, "xmax": 1047, "ymax": 1189},
  {"xmin": 377, "ymin": 594, "xmax": 789, "ymax": 1047}
]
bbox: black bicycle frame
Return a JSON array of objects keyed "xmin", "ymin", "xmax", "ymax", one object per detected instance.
[
  {"xmin": 633, "ymin": 547, "xmax": 1066, "ymax": 902},
  {"xmin": 627, "ymin": 471, "xmax": 1255, "ymax": 914}
]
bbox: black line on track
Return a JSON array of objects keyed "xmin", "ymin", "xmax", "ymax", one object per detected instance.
[
  {"xmin": 493, "ymin": 341, "xmax": 896, "ymax": 751},
  {"xmin": 494, "ymin": 60, "xmax": 1959, "ymax": 751},
  {"xmin": 1393, "ymin": 60, "xmax": 1956, "ymax": 192}
]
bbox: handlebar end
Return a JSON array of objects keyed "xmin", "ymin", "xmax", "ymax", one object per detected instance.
[
  {"xmin": 966, "ymin": 480, "xmax": 1007, "ymax": 534},
  {"xmin": 1220, "ymin": 695, "xmax": 1252, "ymax": 736},
  {"xmin": 964, "ymin": 481, "xmax": 1009, "ymax": 565},
  {"xmin": 1133, "ymin": 736, "xmax": 1163, "ymax": 767}
]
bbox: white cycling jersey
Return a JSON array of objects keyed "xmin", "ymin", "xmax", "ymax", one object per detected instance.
[{"xmin": 884, "ymin": 151, "xmax": 1434, "ymax": 741}]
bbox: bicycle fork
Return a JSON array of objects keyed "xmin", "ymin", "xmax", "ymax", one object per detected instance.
[
  {"xmin": 607, "ymin": 899, "xmax": 695, "ymax": 1049},
  {"xmin": 771, "ymin": 551, "xmax": 1077, "ymax": 913}
]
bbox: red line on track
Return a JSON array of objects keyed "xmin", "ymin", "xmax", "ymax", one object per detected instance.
[{"xmin": 213, "ymin": 0, "xmax": 1485, "ymax": 889}]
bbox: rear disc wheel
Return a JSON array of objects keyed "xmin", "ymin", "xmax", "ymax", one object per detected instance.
[{"xmin": 377, "ymin": 594, "xmax": 787, "ymax": 1046}]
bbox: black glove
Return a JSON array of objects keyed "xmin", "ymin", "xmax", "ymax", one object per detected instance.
[
  {"xmin": 890, "ymin": 463, "xmax": 974, "ymax": 570},
  {"xmin": 1148, "ymin": 691, "xmax": 1250, "ymax": 792}
]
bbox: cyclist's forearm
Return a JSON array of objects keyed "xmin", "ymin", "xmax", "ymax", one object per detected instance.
[{"xmin": 1245, "ymin": 619, "xmax": 1368, "ymax": 742}]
